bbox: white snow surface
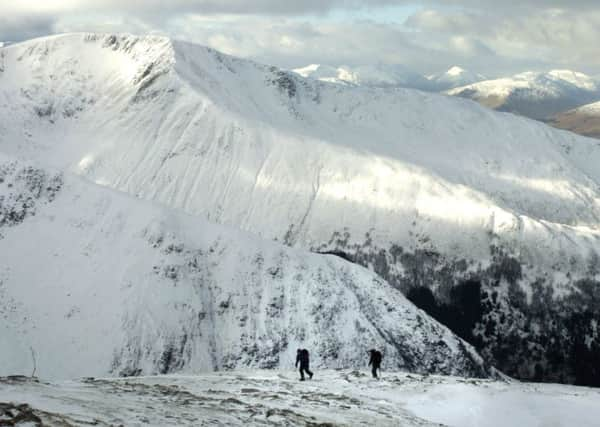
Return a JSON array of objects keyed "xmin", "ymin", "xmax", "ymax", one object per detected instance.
[
  {"xmin": 0, "ymin": 152, "xmax": 488, "ymax": 380},
  {"xmin": 1, "ymin": 33, "xmax": 600, "ymax": 279},
  {"xmin": 1, "ymin": 370, "xmax": 598, "ymax": 426}
]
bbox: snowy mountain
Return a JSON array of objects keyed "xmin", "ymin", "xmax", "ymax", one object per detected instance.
[
  {"xmin": 292, "ymin": 63, "xmax": 432, "ymax": 90},
  {"xmin": 2, "ymin": 371, "xmax": 599, "ymax": 426},
  {"xmin": 447, "ymin": 70, "xmax": 600, "ymax": 119},
  {"xmin": 2, "ymin": 33, "xmax": 600, "ymax": 386},
  {"xmin": 548, "ymin": 100, "xmax": 600, "ymax": 139},
  {"xmin": 291, "ymin": 64, "xmax": 356, "ymax": 86},
  {"xmin": 426, "ymin": 66, "xmax": 486, "ymax": 91},
  {"xmin": 0, "ymin": 153, "xmax": 490, "ymax": 380},
  {"xmin": 293, "ymin": 64, "xmax": 483, "ymax": 92}
]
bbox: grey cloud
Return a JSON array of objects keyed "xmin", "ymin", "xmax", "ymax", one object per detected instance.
[
  {"xmin": 1, "ymin": 1, "xmax": 403, "ymax": 17},
  {"xmin": 405, "ymin": 6, "xmax": 600, "ymax": 74},
  {"xmin": 3, "ymin": 1, "xmax": 600, "ymax": 77},
  {"xmin": 0, "ymin": 16, "xmax": 55, "ymax": 42}
]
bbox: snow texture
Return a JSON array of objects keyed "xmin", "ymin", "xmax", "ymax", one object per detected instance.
[{"xmin": 0, "ymin": 371, "xmax": 598, "ymax": 426}]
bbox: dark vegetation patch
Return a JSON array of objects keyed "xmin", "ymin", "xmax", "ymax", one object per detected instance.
[
  {"xmin": 316, "ymin": 229, "xmax": 600, "ymax": 386},
  {"xmin": 0, "ymin": 402, "xmax": 94, "ymax": 426},
  {"xmin": 408, "ymin": 280, "xmax": 483, "ymax": 344},
  {"xmin": 269, "ymin": 70, "xmax": 297, "ymax": 99},
  {"xmin": 0, "ymin": 162, "xmax": 62, "ymax": 230}
]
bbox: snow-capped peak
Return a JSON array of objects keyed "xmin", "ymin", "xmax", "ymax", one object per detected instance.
[
  {"xmin": 446, "ymin": 66, "xmax": 467, "ymax": 76},
  {"xmin": 291, "ymin": 64, "xmax": 356, "ymax": 85},
  {"xmin": 546, "ymin": 69, "xmax": 598, "ymax": 91},
  {"xmin": 292, "ymin": 62, "xmax": 432, "ymax": 89},
  {"xmin": 293, "ymin": 64, "xmax": 334, "ymax": 78},
  {"xmin": 426, "ymin": 66, "xmax": 486, "ymax": 90}
]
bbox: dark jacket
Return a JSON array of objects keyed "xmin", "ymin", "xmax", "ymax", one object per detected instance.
[
  {"xmin": 369, "ymin": 350, "xmax": 382, "ymax": 366},
  {"xmin": 296, "ymin": 349, "xmax": 310, "ymax": 367}
]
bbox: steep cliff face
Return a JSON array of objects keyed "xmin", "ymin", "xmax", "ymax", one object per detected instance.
[
  {"xmin": 2, "ymin": 33, "xmax": 600, "ymax": 384},
  {"xmin": 0, "ymin": 154, "xmax": 491, "ymax": 380}
]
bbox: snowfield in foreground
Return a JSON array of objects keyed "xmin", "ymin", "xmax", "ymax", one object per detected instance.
[{"xmin": 1, "ymin": 370, "xmax": 598, "ymax": 426}]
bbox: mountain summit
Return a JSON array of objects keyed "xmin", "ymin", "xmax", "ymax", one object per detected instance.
[
  {"xmin": 2, "ymin": 33, "xmax": 600, "ymax": 385},
  {"xmin": 427, "ymin": 66, "xmax": 486, "ymax": 90}
]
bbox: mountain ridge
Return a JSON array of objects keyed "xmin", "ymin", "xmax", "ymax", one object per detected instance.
[
  {"xmin": 0, "ymin": 151, "xmax": 492, "ymax": 380},
  {"xmin": 2, "ymin": 33, "xmax": 600, "ymax": 385}
]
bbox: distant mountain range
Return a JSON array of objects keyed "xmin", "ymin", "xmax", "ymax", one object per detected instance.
[
  {"xmin": 294, "ymin": 64, "xmax": 600, "ymax": 137},
  {"xmin": 293, "ymin": 64, "xmax": 486, "ymax": 91},
  {"xmin": 448, "ymin": 70, "xmax": 600, "ymax": 120},
  {"xmin": 292, "ymin": 63, "xmax": 435, "ymax": 90},
  {"xmin": 427, "ymin": 66, "xmax": 487, "ymax": 91},
  {"xmin": 548, "ymin": 100, "xmax": 600, "ymax": 138}
]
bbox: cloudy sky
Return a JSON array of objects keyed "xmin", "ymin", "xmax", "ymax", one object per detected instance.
[{"xmin": 2, "ymin": 1, "xmax": 600, "ymax": 77}]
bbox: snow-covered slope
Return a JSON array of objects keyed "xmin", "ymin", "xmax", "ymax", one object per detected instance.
[
  {"xmin": 2, "ymin": 371, "xmax": 599, "ymax": 427},
  {"xmin": 2, "ymin": 33, "xmax": 600, "ymax": 385},
  {"xmin": 548, "ymin": 100, "xmax": 600, "ymax": 139},
  {"xmin": 447, "ymin": 70, "xmax": 600, "ymax": 119},
  {"xmin": 0, "ymin": 153, "xmax": 490, "ymax": 380},
  {"xmin": 427, "ymin": 66, "xmax": 486, "ymax": 91}
]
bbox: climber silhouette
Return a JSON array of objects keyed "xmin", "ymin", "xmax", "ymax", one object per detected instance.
[{"xmin": 295, "ymin": 348, "xmax": 313, "ymax": 381}]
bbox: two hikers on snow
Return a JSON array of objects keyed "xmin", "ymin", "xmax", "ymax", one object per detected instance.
[{"xmin": 295, "ymin": 348, "xmax": 383, "ymax": 380}]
